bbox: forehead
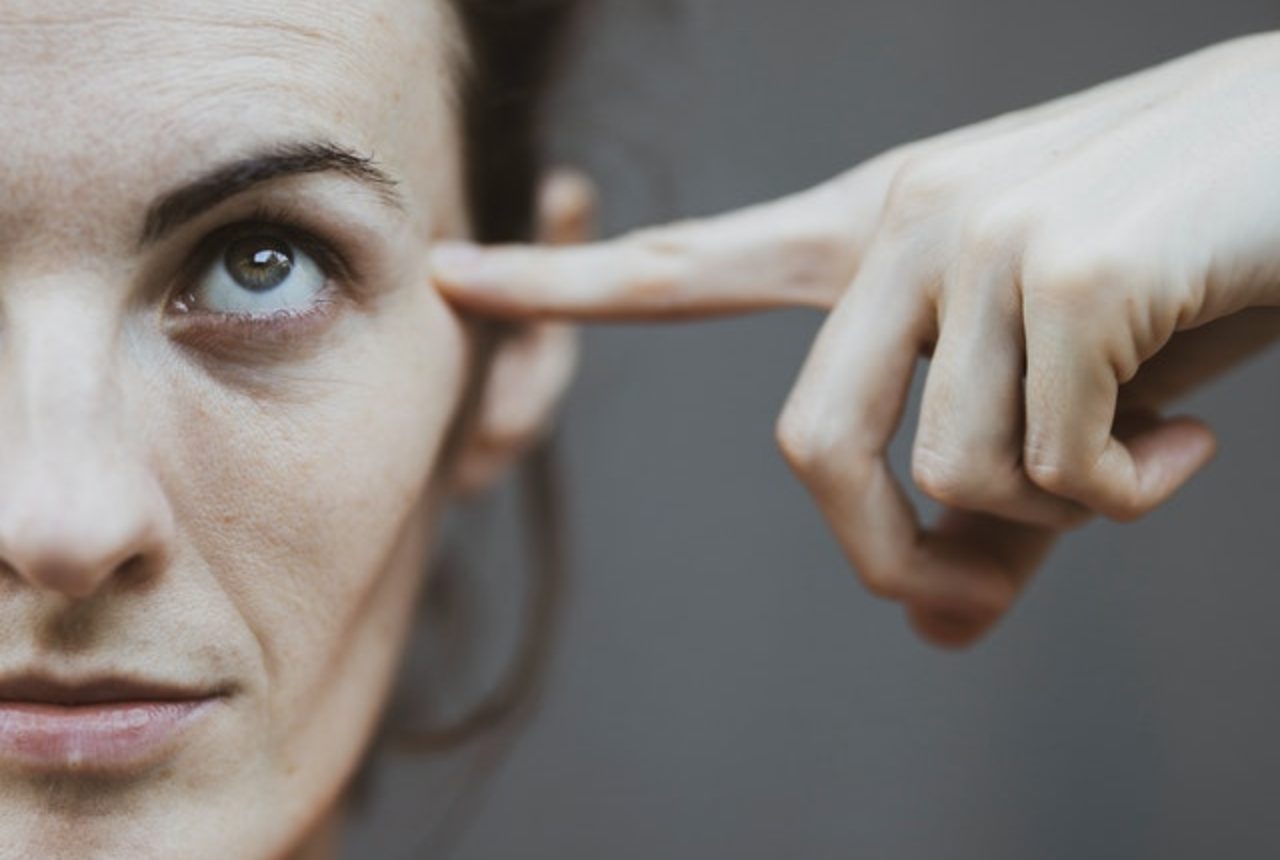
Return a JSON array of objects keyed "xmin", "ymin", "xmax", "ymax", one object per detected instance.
[{"xmin": 0, "ymin": 0, "xmax": 461, "ymax": 240}]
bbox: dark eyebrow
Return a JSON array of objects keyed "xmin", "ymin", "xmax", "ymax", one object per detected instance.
[{"xmin": 139, "ymin": 140, "xmax": 404, "ymax": 247}]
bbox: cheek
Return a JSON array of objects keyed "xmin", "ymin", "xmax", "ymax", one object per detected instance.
[{"xmin": 159, "ymin": 273, "xmax": 470, "ymax": 760}]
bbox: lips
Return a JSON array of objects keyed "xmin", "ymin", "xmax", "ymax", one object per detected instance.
[
  {"xmin": 0, "ymin": 672, "xmax": 230, "ymax": 771},
  {"xmin": 0, "ymin": 673, "xmax": 219, "ymax": 706}
]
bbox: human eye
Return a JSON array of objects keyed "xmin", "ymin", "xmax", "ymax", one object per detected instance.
[{"xmin": 167, "ymin": 215, "xmax": 350, "ymax": 345}]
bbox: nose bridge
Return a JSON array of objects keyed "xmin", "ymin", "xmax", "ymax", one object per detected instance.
[
  {"xmin": 8, "ymin": 291, "xmax": 120, "ymax": 448},
  {"xmin": 0, "ymin": 282, "xmax": 174, "ymax": 598}
]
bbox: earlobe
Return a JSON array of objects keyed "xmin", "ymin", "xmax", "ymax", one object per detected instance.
[
  {"xmin": 449, "ymin": 322, "xmax": 578, "ymax": 497},
  {"xmin": 448, "ymin": 169, "xmax": 596, "ymax": 498}
]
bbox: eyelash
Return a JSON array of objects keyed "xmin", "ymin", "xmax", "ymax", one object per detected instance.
[{"xmin": 167, "ymin": 204, "xmax": 355, "ymax": 347}]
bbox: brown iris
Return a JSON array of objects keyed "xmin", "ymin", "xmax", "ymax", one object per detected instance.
[{"xmin": 224, "ymin": 236, "xmax": 294, "ymax": 293}]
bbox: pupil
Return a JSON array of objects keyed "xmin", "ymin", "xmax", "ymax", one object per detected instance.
[{"xmin": 226, "ymin": 237, "xmax": 293, "ymax": 293}]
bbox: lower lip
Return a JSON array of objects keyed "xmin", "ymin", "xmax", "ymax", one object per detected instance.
[{"xmin": 0, "ymin": 698, "xmax": 221, "ymax": 771}]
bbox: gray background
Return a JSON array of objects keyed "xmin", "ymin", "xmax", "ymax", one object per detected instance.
[{"xmin": 347, "ymin": 2, "xmax": 1280, "ymax": 858}]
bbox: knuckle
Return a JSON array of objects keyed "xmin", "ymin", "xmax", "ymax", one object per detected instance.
[
  {"xmin": 774, "ymin": 229, "xmax": 856, "ymax": 304},
  {"xmin": 614, "ymin": 232, "xmax": 690, "ymax": 306},
  {"xmin": 910, "ymin": 446, "xmax": 986, "ymax": 508},
  {"xmin": 1022, "ymin": 244, "xmax": 1138, "ymax": 312},
  {"xmin": 958, "ymin": 197, "xmax": 1034, "ymax": 259},
  {"xmin": 1026, "ymin": 436, "xmax": 1152, "ymax": 522},
  {"xmin": 879, "ymin": 156, "xmax": 960, "ymax": 236},
  {"xmin": 1104, "ymin": 476, "xmax": 1150, "ymax": 523},
  {"xmin": 1023, "ymin": 449, "xmax": 1075, "ymax": 496},
  {"xmin": 774, "ymin": 406, "xmax": 833, "ymax": 476}
]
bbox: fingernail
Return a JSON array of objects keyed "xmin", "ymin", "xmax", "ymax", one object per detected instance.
[{"xmin": 430, "ymin": 241, "xmax": 484, "ymax": 281}]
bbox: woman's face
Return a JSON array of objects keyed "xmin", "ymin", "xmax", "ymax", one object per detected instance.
[{"xmin": 0, "ymin": 1, "xmax": 475, "ymax": 856}]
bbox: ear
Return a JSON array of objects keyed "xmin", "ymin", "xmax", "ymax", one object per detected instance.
[{"xmin": 448, "ymin": 169, "xmax": 597, "ymax": 497}]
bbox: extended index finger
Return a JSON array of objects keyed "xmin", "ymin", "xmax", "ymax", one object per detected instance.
[{"xmin": 431, "ymin": 180, "xmax": 865, "ymax": 321}]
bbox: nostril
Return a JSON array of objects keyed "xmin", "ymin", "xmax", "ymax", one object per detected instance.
[
  {"xmin": 0, "ymin": 457, "xmax": 176, "ymax": 599},
  {"xmin": 0, "ymin": 536, "xmax": 166, "ymax": 599},
  {"xmin": 115, "ymin": 553, "xmax": 151, "ymax": 586}
]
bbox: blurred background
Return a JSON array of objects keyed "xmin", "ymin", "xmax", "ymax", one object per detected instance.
[{"xmin": 347, "ymin": 2, "xmax": 1280, "ymax": 858}]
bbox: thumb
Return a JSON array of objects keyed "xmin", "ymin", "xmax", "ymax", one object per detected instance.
[{"xmin": 1111, "ymin": 409, "xmax": 1218, "ymax": 519}]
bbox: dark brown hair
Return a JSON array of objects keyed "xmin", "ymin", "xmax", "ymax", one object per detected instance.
[
  {"xmin": 344, "ymin": 0, "xmax": 584, "ymax": 819},
  {"xmin": 449, "ymin": 0, "xmax": 582, "ymax": 245}
]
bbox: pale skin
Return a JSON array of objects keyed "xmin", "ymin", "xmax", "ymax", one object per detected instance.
[
  {"xmin": 0, "ymin": 2, "xmax": 578, "ymax": 859},
  {"xmin": 3, "ymin": 2, "xmax": 1279, "ymax": 858},
  {"xmin": 432, "ymin": 30, "xmax": 1280, "ymax": 648}
]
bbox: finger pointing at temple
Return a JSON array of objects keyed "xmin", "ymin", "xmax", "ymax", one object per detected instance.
[{"xmin": 431, "ymin": 175, "xmax": 879, "ymax": 321}]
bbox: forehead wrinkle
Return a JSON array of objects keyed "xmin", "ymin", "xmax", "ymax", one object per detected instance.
[
  {"xmin": 0, "ymin": 1, "xmax": 456, "ymax": 252},
  {"xmin": 0, "ymin": 0, "xmax": 449, "ymax": 146},
  {"xmin": 0, "ymin": 1, "xmax": 431, "ymax": 70},
  {"xmin": 0, "ymin": 18, "xmax": 377, "ymax": 115},
  {"xmin": 0, "ymin": 4, "xmax": 423, "ymax": 134},
  {"xmin": 0, "ymin": 3, "xmax": 361, "ymax": 54},
  {"xmin": 0, "ymin": 6, "xmax": 391, "ymax": 138},
  {"xmin": 0, "ymin": 78, "xmax": 368, "ymax": 257}
]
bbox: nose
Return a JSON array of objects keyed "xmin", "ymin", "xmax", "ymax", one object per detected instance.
[
  {"xmin": 0, "ymin": 298, "xmax": 175, "ymax": 599},
  {"xmin": 0, "ymin": 454, "xmax": 174, "ymax": 599}
]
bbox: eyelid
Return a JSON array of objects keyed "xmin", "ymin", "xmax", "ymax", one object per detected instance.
[
  {"xmin": 157, "ymin": 206, "xmax": 364, "ymax": 358},
  {"xmin": 178, "ymin": 205, "xmax": 356, "ymax": 292}
]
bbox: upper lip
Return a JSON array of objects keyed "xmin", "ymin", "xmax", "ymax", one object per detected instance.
[{"xmin": 0, "ymin": 673, "xmax": 224, "ymax": 706}]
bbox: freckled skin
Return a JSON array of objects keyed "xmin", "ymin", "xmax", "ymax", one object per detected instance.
[{"xmin": 0, "ymin": 2, "xmax": 476, "ymax": 858}]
